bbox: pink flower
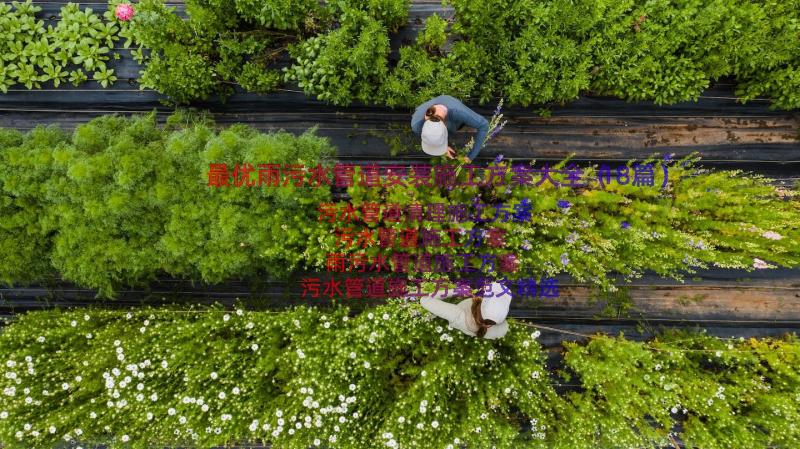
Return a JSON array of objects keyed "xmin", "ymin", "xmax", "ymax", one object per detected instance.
[
  {"xmin": 761, "ymin": 231, "xmax": 783, "ymax": 241},
  {"xmin": 753, "ymin": 258, "xmax": 769, "ymax": 269},
  {"xmin": 115, "ymin": 3, "xmax": 135, "ymax": 21}
]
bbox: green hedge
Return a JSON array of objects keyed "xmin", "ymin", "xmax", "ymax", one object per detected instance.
[
  {"xmin": 120, "ymin": 0, "xmax": 800, "ymax": 109},
  {"xmin": 0, "ymin": 303, "xmax": 797, "ymax": 448},
  {"xmin": 0, "ymin": 111, "xmax": 335, "ymax": 297},
  {"xmin": 1, "ymin": 112, "xmax": 799, "ymax": 296}
]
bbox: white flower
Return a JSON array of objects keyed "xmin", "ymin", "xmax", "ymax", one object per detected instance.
[
  {"xmin": 349, "ymin": 384, "xmax": 356, "ymax": 391},
  {"xmin": 168, "ymin": 408, "xmax": 176, "ymax": 415},
  {"xmin": 62, "ymin": 383, "xmax": 69, "ymax": 390},
  {"xmin": 349, "ymin": 352, "xmax": 356, "ymax": 359},
  {"xmin": 0, "ymin": 411, "xmax": 7, "ymax": 419},
  {"xmin": 382, "ymin": 313, "xmax": 390, "ymax": 320},
  {"xmin": 276, "ymin": 410, "xmax": 283, "ymax": 417},
  {"xmin": 715, "ymin": 351, "xmax": 722, "ymax": 357},
  {"xmin": 150, "ymin": 393, "xmax": 158, "ymax": 401},
  {"xmin": 323, "ymin": 322, "xmax": 331, "ymax": 329},
  {"xmin": 218, "ymin": 392, "xmax": 226, "ymax": 400},
  {"xmin": 179, "ymin": 416, "xmax": 187, "ymax": 424},
  {"xmin": 70, "ymin": 320, "xmax": 77, "ymax": 327},
  {"xmin": 707, "ymin": 398, "xmax": 713, "ymax": 406},
  {"xmin": 531, "ymin": 330, "xmax": 541, "ymax": 339},
  {"xmin": 432, "ymin": 420, "xmax": 439, "ymax": 428},
  {"xmin": 121, "ymin": 435, "xmax": 129, "ymax": 442},
  {"xmin": 313, "ymin": 439, "xmax": 321, "ymax": 446},
  {"xmin": 416, "ymin": 422, "xmax": 424, "ymax": 429},
  {"xmin": 296, "ymin": 349, "xmax": 306, "ymax": 359},
  {"xmin": 161, "ymin": 360, "xmax": 168, "ymax": 369},
  {"xmin": 398, "ymin": 416, "xmax": 405, "ymax": 423},
  {"xmin": 114, "ymin": 340, "xmax": 121, "ymax": 347},
  {"xmin": 363, "ymin": 361, "xmax": 370, "ymax": 369},
  {"xmin": 762, "ymin": 231, "xmax": 783, "ymax": 240},
  {"xmin": 223, "ymin": 314, "xmax": 230, "ymax": 322},
  {"xmin": 147, "ymin": 413, "xmax": 153, "ymax": 420},
  {"xmin": 37, "ymin": 336, "xmax": 45, "ymax": 343},
  {"xmin": 210, "ymin": 372, "xmax": 218, "ymax": 380},
  {"xmin": 531, "ymin": 371, "xmax": 541, "ymax": 379},
  {"xmin": 487, "ymin": 349, "xmax": 495, "ymax": 361},
  {"xmin": 251, "ymin": 344, "xmax": 259, "ymax": 351},
  {"xmin": 671, "ymin": 407, "xmax": 678, "ymax": 414},
  {"xmin": 236, "ymin": 308, "xmax": 244, "ymax": 316},
  {"xmin": 246, "ymin": 322, "xmax": 254, "ymax": 329},
  {"xmin": 339, "ymin": 416, "xmax": 346, "ymax": 423}
]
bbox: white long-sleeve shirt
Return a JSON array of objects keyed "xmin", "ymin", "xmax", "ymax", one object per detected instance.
[{"xmin": 416, "ymin": 289, "xmax": 509, "ymax": 339}]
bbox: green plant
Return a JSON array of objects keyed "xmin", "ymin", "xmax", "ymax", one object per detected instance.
[
  {"xmin": 0, "ymin": 0, "xmax": 122, "ymax": 92},
  {"xmin": 284, "ymin": 9, "xmax": 390, "ymax": 105},
  {"xmin": 0, "ymin": 112, "xmax": 335, "ymax": 296},
  {"xmin": 0, "ymin": 304, "xmax": 797, "ymax": 448},
  {"xmin": 418, "ymin": 13, "xmax": 448, "ymax": 52},
  {"xmin": 342, "ymin": 155, "xmax": 800, "ymax": 292}
]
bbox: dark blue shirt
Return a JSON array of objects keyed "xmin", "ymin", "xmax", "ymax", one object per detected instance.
[{"xmin": 410, "ymin": 95, "xmax": 490, "ymax": 161}]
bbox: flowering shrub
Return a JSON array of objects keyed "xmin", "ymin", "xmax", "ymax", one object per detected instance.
[
  {"xmin": 0, "ymin": 303, "xmax": 797, "ymax": 448},
  {"xmin": 344, "ymin": 155, "xmax": 800, "ymax": 291}
]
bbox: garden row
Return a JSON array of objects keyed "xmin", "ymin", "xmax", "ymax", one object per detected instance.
[
  {"xmin": 1, "ymin": 112, "xmax": 799, "ymax": 298},
  {"xmin": 3, "ymin": 0, "xmax": 799, "ymax": 109},
  {"xmin": 0, "ymin": 302, "xmax": 798, "ymax": 449}
]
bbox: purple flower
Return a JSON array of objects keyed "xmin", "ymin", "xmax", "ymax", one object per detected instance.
[
  {"xmin": 521, "ymin": 240, "xmax": 532, "ymax": 250},
  {"xmin": 488, "ymin": 124, "xmax": 505, "ymax": 140},
  {"xmin": 566, "ymin": 232, "xmax": 578, "ymax": 244},
  {"xmin": 494, "ymin": 102, "xmax": 502, "ymax": 116},
  {"xmin": 494, "ymin": 154, "xmax": 504, "ymax": 163},
  {"xmin": 663, "ymin": 153, "xmax": 674, "ymax": 163},
  {"xmin": 557, "ymin": 200, "xmax": 571, "ymax": 209},
  {"xmin": 621, "ymin": 221, "xmax": 630, "ymax": 229},
  {"xmin": 560, "ymin": 253, "xmax": 569, "ymax": 266}
]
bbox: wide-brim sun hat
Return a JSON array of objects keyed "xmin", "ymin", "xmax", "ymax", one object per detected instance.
[
  {"xmin": 421, "ymin": 120, "xmax": 448, "ymax": 156},
  {"xmin": 480, "ymin": 281, "xmax": 512, "ymax": 323}
]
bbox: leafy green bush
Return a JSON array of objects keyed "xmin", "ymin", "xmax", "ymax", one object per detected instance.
[
  {"xmin": 418, "ymin": 13, "xmax": 447, "ymax": 53},
  {"xmin": 0, "ymin": 303, "xmax": 797, "ymax": 448},
  {"xmin": 0, "ymin": 112, "xmax": 335, "ymax": 296},
  {"xmin": 0, "ymin": 0, "xmax": 121, "ymax": 91},
  {"xmin": 284, "ymin": 9, "xmax": 391, "ymax": 105},
  {"xmin": 0, "ymin": 126, "xmax": 67, "ymax": 284},
  {"xmin": 333, "ymin": 0, "xmax": 410, "ymax": 33},
  {"xmin": 124, "ymin": 0, "xmax": 321, "ymax": 103}
]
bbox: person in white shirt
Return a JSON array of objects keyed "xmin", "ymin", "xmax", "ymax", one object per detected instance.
[{"xmin": 416, "ymin": 282, "xmax": 511, "ymax": 339}]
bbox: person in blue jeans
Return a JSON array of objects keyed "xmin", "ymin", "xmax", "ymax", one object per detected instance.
[{"xmin": 410, "ymin": 95, "xmax": 490, "ymax": 163}]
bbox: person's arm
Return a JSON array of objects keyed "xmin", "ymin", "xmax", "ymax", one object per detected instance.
[
  {"xmin": 411, "ymin": 114, "xmax": 425, "ymax": 136},
  {"xmin": 466, "ymin": 113, "xmax": 490, "ymax": 161},
  {"xmin": 419, "ymin": 289, "xmax": 462, "ymax": 323}
]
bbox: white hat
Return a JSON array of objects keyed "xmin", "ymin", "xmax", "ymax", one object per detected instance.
[
  {"xmin": 480, "ymin": 282, "xmax": 512, "ymax": 323},
  {"xmin": 420, "ymin": 120, "xmax": 448, "ymax": 156}
]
